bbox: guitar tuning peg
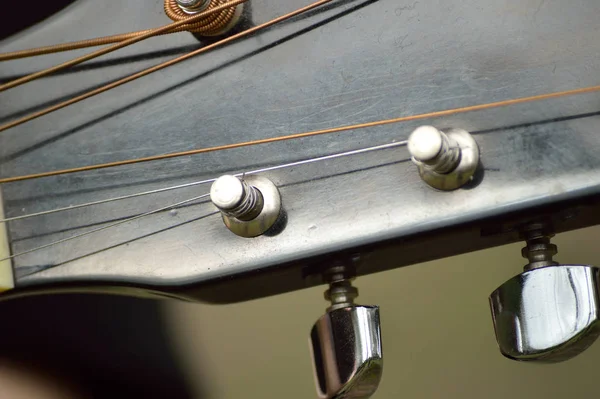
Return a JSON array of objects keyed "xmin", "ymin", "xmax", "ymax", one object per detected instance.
[
  {"xmin": 309, "ymin": 265, "xmax": 383, "ymax": 399},
  {"xmin": 407, "ymin": 125, "xmax": 480, "ymax": 190},
  {"xmin": 210, "ymin": 174, "xmax": 281, "ymax": 238},
  {"xmin": 489, "ymin": 223, "xmax": 600, "ymax": 362}
]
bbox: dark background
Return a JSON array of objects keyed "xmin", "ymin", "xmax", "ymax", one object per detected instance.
[
  {"xmin": 0, "ymin": 1, "xmax": 76, "ymax": 41},
  {"xmin": 0, "ymin": 294, "xmax": 196, "ymax": 398}
]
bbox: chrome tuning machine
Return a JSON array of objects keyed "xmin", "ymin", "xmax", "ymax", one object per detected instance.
[
  {"xmin": 489, "ymin": 223, "xmax": 600, "ymax": 362},
  {"xmin": 309, "ymin": 265, "xmax": 383, "ymax": 398}
]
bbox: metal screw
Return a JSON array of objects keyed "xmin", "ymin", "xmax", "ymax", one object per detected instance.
[
  {"xmin": 210, "ymin": 175, "xmax": 264, "ymax": 222},
  {"xmin": 176, "ymin": 0, "xmax": 211, "ymax": 13},
  {"xmin": 325, "ymin": 281, "xmax": 359, "ymax": 311},
  {"xmin": 322, "ymin": 264, "xmax": 359, "ymax": 311},
  {"xmin": 521, "ymin": 223, "xmax": 559, "ymax": 270},
  {"xmin": 408, "ymin": 125, "xmax": 461, "ymax": 174}
]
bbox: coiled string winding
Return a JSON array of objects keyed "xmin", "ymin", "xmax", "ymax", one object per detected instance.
[
  {"xmin": 0, "ymin": 0, "xmax": 241, "ymax": 61},
  {"xmin": 164, "ymin": 0, "xmax": 240, "ymax": 36}
]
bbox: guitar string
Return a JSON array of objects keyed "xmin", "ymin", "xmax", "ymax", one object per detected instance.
[
  {"xmin": 0, "ymin": 0, "xmax": 243, "ymax": 61},
  {"xmin": 0, "ymin": 30, "xmax": 164, "ymax": 62},
  {"xmin": 0, "ymin": 0, "xmax": 335, "ymax": 131},
  {"xmin": 0, "ymin": 0, "xmax": 248, "ymax": 92},
  {"xmin": 1, "ymin": 82, "xmax": 599, "ymax": 185},
  {"xmin": 0, "ymin": 141, "xmax": 407, "ymax": 223},
  {"xmin": 0, "ymin": 140, "xmax": 407, "ymax": 261},
  {"xmin": 1, "ymin": 178, "xmax": 217, "ymax": 223},
  {"xmin": 1, "ymin": 194, "xmax": 210, "ymax": 262}
]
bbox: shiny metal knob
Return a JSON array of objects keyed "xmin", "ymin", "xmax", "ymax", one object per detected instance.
[
  {"xmin": 309, "ymin": 267, "xmax": 383, "ymax": 399},
  {"xmin": 210, "ymin": 175, "xmax": 281, "ymax": 238},
  {"xmin": 174, "ymin": 0, "xmax": 244, "ymax": 37},
  {"xmin": 310, "ymin": 306, "xmax": 383, "ymax": 399},
  {"xmin": 489, "ymin": 264, "xmax": 600, "ymax": 362},
  {"xmin": 211, "ymin": 175, "xmax": 264, "ymax": 221},
  {"xmin": 407, "ymin": 125, "xmax": 479, "ymax": 190},
  {"xmin": 176, "ymin": 0, "xmax": 210, "ymax": 13}
]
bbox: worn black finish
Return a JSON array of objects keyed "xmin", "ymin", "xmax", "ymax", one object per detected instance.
[{"xmin": 1, "ymin": 0, "xmax": 600, "ymax": 302}]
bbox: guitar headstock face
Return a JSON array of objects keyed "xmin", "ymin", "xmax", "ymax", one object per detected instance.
[
  {"xmin": 1, "ymin": 0, "xmax": 600, "ymax": 298},
  {"xmin": 3, "ymin": 1, "xmax": 600, "ymax": 397}
]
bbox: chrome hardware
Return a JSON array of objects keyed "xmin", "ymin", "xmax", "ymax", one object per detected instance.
[
  {"xmin": 407, "ymin": 125, "xmax": 479, "ymax": 190},
  {"xmin": 175, "ymin": 0, "xmax": 245, "ymax": 35},
  {"xmin": 211, "ymin": 175, "xmax": 264, "ymax": 221},
  {"xmin": 309, "ymin": 265, "xmax": 383, "ymax": 398},
  {"xmin": 210, "ymin": 175, "xmax": 281, "ymax": 238},
  {"xmin": 489, "ymin": 224, "xmax": 600, "ymax": 362},
  {"xmin": 521, "ymin": 223, "xmax": 559, "ymax": 270},
  {"xmin": 176, "ymin": 0, "xmax": 211, "ymax": 14}
]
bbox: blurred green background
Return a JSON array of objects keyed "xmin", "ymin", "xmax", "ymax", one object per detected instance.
[{"xmin": 167, "ymin": 225, "xmax": 600, "ymax": 398}]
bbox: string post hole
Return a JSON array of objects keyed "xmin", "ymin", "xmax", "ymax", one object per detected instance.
[
  {"xmin": 408, "ymin": 125, "xmax": 480, "ymax": 190},
  {"xmin": 166, "ymin": 0, "xmax": 245, "ymax": 36},
  {"xmin": 176, "ymin": 0, "xmax": 211, "ymax": 13},
  {"xmin": 210, "ymin": 175, "xmax": 281, "ymax": 237}
]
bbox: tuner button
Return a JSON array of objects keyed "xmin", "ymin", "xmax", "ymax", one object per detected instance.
[
  {"xmin": 309, "ymin": 266, "xmax": 383, "ymax": 399},
  {"xmin": 310, "ymin": 306, "xmax": 383, "ymax": 399},
  {"xmin": 489, "ymin": 265, "xmax": 600, "ymax": 362},
  {"xmin": 210, "ymin": 175, "xmax": 281, "ymax": 238},
  {"xmin": 407, "ymin": 125, "xmax": 480, "ymax": 190}
]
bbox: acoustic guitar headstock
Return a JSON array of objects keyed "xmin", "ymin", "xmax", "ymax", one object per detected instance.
[{"xmin": 1, "ymin": 0, "xmax": 600, "ymax": 396}]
